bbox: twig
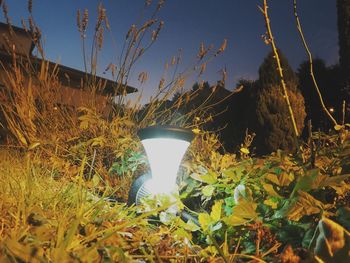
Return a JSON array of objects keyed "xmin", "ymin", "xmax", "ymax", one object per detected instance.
[
  {"xmin": 342, "ymin": 100, "xmax": 346, "ymax": 125},
  {"xmin": 308, "ymin": 120, "xmax": 316, "ymax": 168},
  {"xmin": 293, "ymin": 0, "xmax": 338, "ymax": 128},
  {"xmin": 208, "ymin": 232, "xmax": 229, "ymax": 263},
  {"xmin": 260, "ymin": 0, "xmax": 300, "ymax": 149}
]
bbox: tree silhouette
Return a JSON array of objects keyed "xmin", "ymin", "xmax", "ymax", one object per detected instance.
[
  {"xmin": 298, "ymin": 59, "xmax": 343, "ymax": 131},
  {"xmin": 337, "ymin": 0, "xmax": 350, "ymax": 100}
]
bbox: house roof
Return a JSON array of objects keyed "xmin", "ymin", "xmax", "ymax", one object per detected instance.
[{"xmin": 0, "ymin": 22, "xmax": 137, "ymax": 96}]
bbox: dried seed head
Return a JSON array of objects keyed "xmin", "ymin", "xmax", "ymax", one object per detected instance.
[
  {"xmin": 216, "ymin": 38, "xmax": 227, "ymax": 55},
  {"xmin": 126, "ymin": 24, "xmax": 136, "ymax": 39},
  {"xmin": 176, "ymin": 76, "xmax": 185, "ymax": 88},
  {"xmin": 104, "ymin": 16, "xmax": 110, "ymax": 31},
  {"xmin": 21, "ymin": 18, "xmax": 28, "ymax": 32},
  {"xmin": 158, "ymin": 78, "xmax": 165, "ymax": 90},
  {"xmin": 76, "ymin": 9, "xmax": 82, "ymax": 33},
  {"xmin": 2, "ymin": 2, "xmax": 12, "ymax": 29},
  {"xmin": 99, "ymin": 4, "xmax": 106, "ymax": 21},
  {"xmin": 28, "ymin": 0, "xmax": 32, "ymax": 13},
  {"xmin": 138, "ymin": 72, "xmax": 148, "ymax": 84},
  {"xmin": 221, "ymin": 66, "xmax": 227, "ymax": 83},
  {"xmin": 197, "ymin": 42, "xmax": 207, "ymax": 60},
  {"xmin": 137, "ymin": 48, "xmax": 144, "ymax": 58},
  {"xmin": 96, "ymin": 4, "xmax": 106, "ymax": 31},
  {"xmin": 97, "ymin": 26, "xmax": 104, "ymax": 50},
  {"xmin": 171, "ymin": 56, "xmax": 176, "ymax": 66},
  {"xmin": 28, "ymin": 16, "xmax": 34, "ymax": 32},
  {"xmin": 140, "ymin": 19, "xmax": 156, "ymax": 32},
  {"xmin": 104, "ymin": 63, "xmax": 116, "ymax": 78},
  {"xmin": 157, "ymin": 0, "xmax": 165, "ymax": 11},
  {"xmin": 151, "ymin": 20, "xmax": 164, "ymax": 41},
  {"xmin": 82, "ymin": 9, "xmax": 89, "ymax": 32},
  {"xmin": 199, "ymin": 63, "xmax": 206, "ymax": 75}
]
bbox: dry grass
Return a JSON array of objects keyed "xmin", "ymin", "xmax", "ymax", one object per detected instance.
[{"xmin": 0, "ymin": 148, "xmax": 207, "ymax": 262}]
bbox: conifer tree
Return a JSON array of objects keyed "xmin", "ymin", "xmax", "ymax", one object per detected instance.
[{"xmin": 255, "ymin": 50, "xmax": 306, "ymax": 153}]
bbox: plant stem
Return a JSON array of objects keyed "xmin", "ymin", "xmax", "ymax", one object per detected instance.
[
  {"xmin": 261, "ymin": 0, "xmax": 300, "ymax": 148},
  {"xmin": 293, "ymin": 0, "xmax": 338, "ymax": 127}
]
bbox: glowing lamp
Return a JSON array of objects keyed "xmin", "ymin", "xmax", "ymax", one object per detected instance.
[{"xmin": 128, "ymin": 125, "xmax": 194, "ymax": 205}]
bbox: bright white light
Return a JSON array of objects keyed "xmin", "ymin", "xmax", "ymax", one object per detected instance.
[{"xmin": 141, "ymin": 138, "xmax": 190, "ymax": 195}]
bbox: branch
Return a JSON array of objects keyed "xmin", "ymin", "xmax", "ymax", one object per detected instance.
[
  {"xmin": 293, "ymin": 0, "xmax": 338, "ymax": 128},
  {"xmin": 261, "ymin": 0, "xmax": 300, "ymax": 142}
]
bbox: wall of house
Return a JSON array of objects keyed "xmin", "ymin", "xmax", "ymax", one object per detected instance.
[{"xmin": 0, "ymin": 25, "xmax": 33, "ymax": 56}]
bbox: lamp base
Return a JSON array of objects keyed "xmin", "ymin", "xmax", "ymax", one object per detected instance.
[{"xmin": 127, "ymin": 173, "xmax": 152, "ymax": 206}]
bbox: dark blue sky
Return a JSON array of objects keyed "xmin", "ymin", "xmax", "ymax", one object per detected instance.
[{"xmin": 2, "ymin": 0, "xmax": 338, "ymax": 102}]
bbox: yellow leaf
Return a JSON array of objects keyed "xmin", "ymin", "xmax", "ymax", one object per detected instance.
[
  {"xmin": 192, "ymin": 128, "xmax": 201, "ymax": 135},
  {"xmin": 265, "ymin": 172, "xmax": 294, "ymax": 187},
  {"xmin": 334, "ymin": 124, "xmax": 343, "ymax": 131},
  {"xmin": 210, "ymin": 200, "xmax": 223, "ymax": 222},
  {"xmin": 28, "ymin": 142, "xmax": 40, "ymax": 150},
  {"xmin": 202, "ymin": 185, "xmax": 215, "ymax": 197},
  {"xmin": 198, "ymin": 213, "xmax": 212, "ymax": 232},
  {"xmin": 263, "ymin": 183, "xmax": 282, "ymax": 198},
  {"xmin": 240, "ymin": 147, "xmax": 250, "ymax": 154},
  {"xmin": 224, "ymin": 200, "xmax": 258, "ymax": 226},
  {"xmin": 264, "ymin": 199, "xmax": 278, "ymax": 209}
]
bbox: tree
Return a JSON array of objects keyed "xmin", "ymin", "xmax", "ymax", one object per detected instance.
[
  {"xmin": 337, "ymin": 0, "xmax": 350, "ymax": 98},
  {"xmin": 298, "ymin": 59, "xmax": 343, "ymax": 131},
  {"xmin": 337, "ymin": 0, "xmax": 350, "ymax": 74},
  {"xmin": 255, "ymin": 50, "xmax": 306, "ymax": 154},
  {"xmin": 219, "ymin": 79, "xmax": 258, "ymax": 152}
]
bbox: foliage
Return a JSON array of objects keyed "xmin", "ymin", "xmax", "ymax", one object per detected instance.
[
  {"xmin": 0, "ymin": 1, "xmax": 349, "ymax": 262},
  {"xmin": 1, "ymin": 130, "xmax": 350, "ymax": 262},
  {"xmin": 179, "ymin": 131, "xmax": 350, "ymax": 262},
  {"xmin": 255, "ymin": 50, "xmax": 306, "ymax": 154}
]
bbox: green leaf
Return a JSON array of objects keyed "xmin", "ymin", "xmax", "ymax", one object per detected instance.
[{"xmin": 202, "ymin": 185, "xmax": 215, "ymax": 197}]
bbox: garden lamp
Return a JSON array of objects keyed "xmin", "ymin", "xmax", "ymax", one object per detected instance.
[{"xmin": 128, "ymin": 125, "xmax": 194, "ymax": 206}]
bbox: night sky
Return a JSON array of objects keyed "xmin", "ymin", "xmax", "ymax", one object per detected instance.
[{"xmin": 2, "ymin": 0, "xmax": 338, "ymax": 103}]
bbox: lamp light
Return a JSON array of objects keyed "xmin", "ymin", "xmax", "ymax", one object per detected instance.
[{"xmin": 128, "ymin": 125, "xmax": 194, "ymax": 205}]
